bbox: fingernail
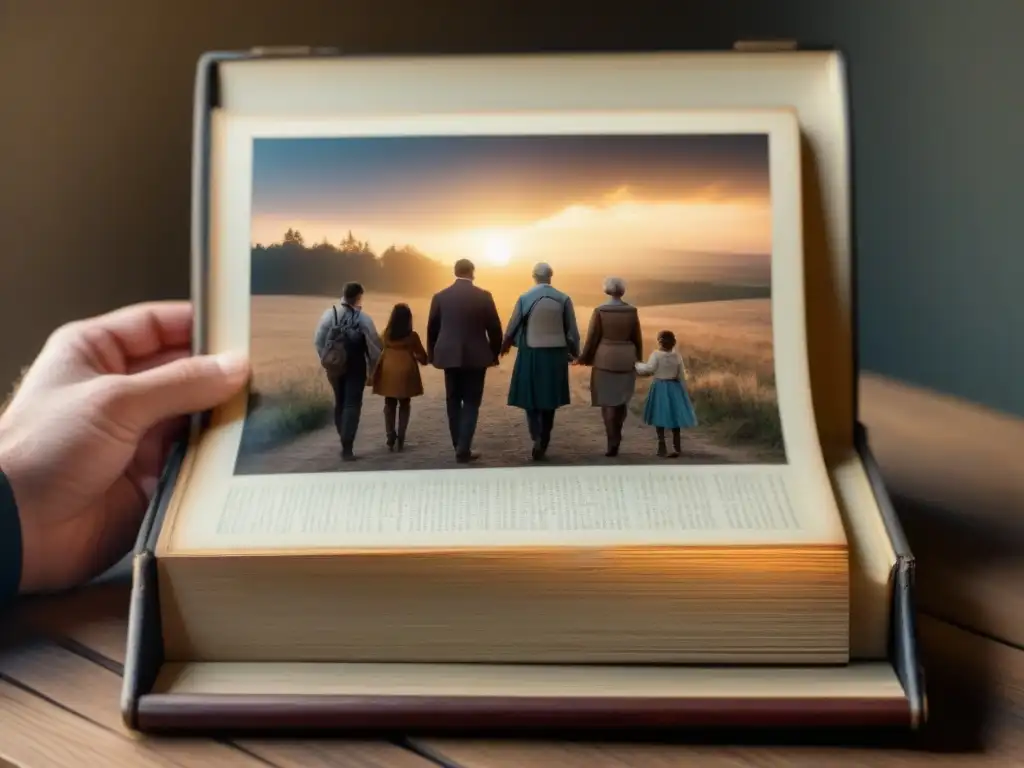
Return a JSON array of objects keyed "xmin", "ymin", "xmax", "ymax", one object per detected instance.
[{"xmin": 215, "ymin": 351, "xmax": 250, "ymax": 379}]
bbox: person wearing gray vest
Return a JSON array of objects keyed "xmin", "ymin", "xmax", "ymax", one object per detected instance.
[{"xmin": 500, "ymin": 262, "xmax": 580, "ymax": 460}]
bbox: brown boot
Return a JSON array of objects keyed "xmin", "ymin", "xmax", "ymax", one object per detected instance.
[
  {"xmin": 396, "ymin": 399, "xmax": 411, "ymax": 452},
  {"xmin": 671, "ymin": 428, "xmax": 681, "ymax": 458},
  {"xmin": 656, "ymin": 428, "xmax": 668, "ymax": 458},
  {"xmin": 602, "ymin": 407, "xmax": 619, "ymax": 457},
  {"xmin": 384, "ymin": 398, "xmax": 397, "ymax": 451}
]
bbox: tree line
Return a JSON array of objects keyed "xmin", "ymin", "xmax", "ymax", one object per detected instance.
[
  {"xmin": 251, "ymin": 227, "xmax": 772, "ymax": 307},
  {"xmin": 250, "ymin": 228, "xmax": 451, "ymax": 297}
]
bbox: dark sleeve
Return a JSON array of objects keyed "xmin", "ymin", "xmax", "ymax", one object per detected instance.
[
  {"xmin": 563, "ymin": 297, "xmax": 581, "ymax": 358},
  {"xmin": 484, "ymin": 291, "xmax": 503, "ymax": 360},
  {"xmin": 426, "ymin": 294, "xmax": 440, "ymax": 359},
  {"xmin": 577, "ymin": 309, "xmax": 602, "ymax": 365},
  {"xmin": 0, "ymin": 470, "xmax": 22, "ymax": 607},
  {"xmin": 500, "ymin": 298, "xmax": 523, "ymax": 354}
]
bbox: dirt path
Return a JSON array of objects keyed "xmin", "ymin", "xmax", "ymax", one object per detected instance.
[{"xmin": 236, "ymin": 351, "xmax": 761, "ymax": 475}]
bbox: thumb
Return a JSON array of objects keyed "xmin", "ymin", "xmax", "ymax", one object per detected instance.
[{"xmin": 121, "ymin": 351, "xmax": 250, "ymax": 428}]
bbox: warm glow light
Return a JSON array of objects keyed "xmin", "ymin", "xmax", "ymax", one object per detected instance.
[
  {"xmin": 251, "ymin": 195, "xmax": 772, "ymax": 270},
  {"xmin": 482, "ymin": 233, "xmax": 514, "ymax": 266}
]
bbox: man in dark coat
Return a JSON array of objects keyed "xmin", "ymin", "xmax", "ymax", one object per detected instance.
[{"xmin": 426, "ymin": 259, "xmax": 503, "ymax": 463}]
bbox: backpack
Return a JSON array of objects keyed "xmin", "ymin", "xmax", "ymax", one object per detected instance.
[{"xmin": 320, "ymin": 305, "xmax": 363, "ymax": 378}]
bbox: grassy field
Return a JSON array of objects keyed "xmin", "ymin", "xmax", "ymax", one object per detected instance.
[{"xmin": 239, "ymin": 293, "xmax": 783, "ymax": 461}]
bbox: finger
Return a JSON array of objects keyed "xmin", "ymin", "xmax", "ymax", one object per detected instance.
[
  {"xmin": 95, "ymin": 479, "xmax": 154, "ymax": 578},
  {"xmin": 57, "ymin": 302, "xmax": 195, "ymax": 368},
  {"xmin": 126, "ymin": 346, "xmax": 192, "ymax": 376},
  {"xmin": 120, "ymin": 350, "xmax": 250, "ymax": 430},
  {"xmin": 131, "ymin": 416, "xmax": 190, "ymax": 494}
]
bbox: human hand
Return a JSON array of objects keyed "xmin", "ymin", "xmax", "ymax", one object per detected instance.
[{"xmin": 0, "ymin": 301, "xmax": 250, "ymax": 594}]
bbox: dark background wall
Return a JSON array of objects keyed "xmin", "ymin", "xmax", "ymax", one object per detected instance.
[{"xmin": 1, "ymin": 0, "xmax": 1021, "ymax": 416}]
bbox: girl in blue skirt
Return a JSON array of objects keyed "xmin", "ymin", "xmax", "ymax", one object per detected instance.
[{"xmin": 635, "ymin": 330, "xmax": 698, "ymax": 457}]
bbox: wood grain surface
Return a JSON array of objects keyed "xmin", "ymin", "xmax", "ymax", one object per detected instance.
[
  {"xmin": 861, "ymin": 373, "xmax": 1024, "ymax": 649},
  {"xmin": 0, "ymin": 374, "xmax": 1021, "ymax": 767}
]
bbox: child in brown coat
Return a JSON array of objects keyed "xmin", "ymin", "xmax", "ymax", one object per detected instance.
[{"xmin": 371, "ymin": 303, "xmax": 428, "ymax": 451}]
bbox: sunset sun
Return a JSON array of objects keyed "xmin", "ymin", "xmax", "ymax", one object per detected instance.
[{"xmin": 482, "ymin": 233, "xmax": 514, "ymax": 266}]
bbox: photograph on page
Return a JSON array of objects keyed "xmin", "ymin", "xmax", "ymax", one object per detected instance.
[
  {"xmin": 163, "ymin": 109, "xmax": 844, "ymax": 553},
  {"xmin": 235, "ymin": 130, "xmax": 787, "ymax": 475}
]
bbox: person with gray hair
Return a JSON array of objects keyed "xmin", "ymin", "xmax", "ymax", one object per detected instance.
[
  {"xmin": 499, "ymin": 262, "xmax": 580, "ymax": 460},
  {"xmin": 575, "ymin": 275, "xmax": 644, "ymax": 457}
]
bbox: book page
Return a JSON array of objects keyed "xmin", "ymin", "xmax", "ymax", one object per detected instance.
[
  {"xmin": 176, "ymin": 464, "xmax": 831, "ymax": 550},
  {"xmin": 155, "ymin": 661, "xmax": 904, "ymax": 700},
  {"xmin": 161, "ymin": 107, "xmax": 846, "ymax": 555}
]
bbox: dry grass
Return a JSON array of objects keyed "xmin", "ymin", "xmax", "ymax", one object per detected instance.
[
  {"xmin": 633, "ymin": 300, "xmax": 781, "ymax": 449},
  {"xmin": 243, "ymin": 294, "xmax": 782, "ymax": 454},
  {"xmin": 239, "ymin": 296, "xmax": 426, "ymax": 454}
]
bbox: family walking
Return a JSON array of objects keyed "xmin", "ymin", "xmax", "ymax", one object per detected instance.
[{"xmin": 312, "ymin": 259, "xmax": 699, "ymax": 464}]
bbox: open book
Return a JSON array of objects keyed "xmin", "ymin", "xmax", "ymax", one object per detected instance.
[
  {"xmin": 153, "ymin": 105, "xmax": 874, "ymax": 669},
  {"xmin": 116, "ymin": 50, "xmax": 925, "ymax": 734}
]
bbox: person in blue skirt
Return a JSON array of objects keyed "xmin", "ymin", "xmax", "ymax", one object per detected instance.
[
  {"xmin": 634, "ymin": 330, "xmax": 698, "ymax": 458},
  {"xmin": 500, "ymin": 262, "xmax": 581, "ymax": 460}
]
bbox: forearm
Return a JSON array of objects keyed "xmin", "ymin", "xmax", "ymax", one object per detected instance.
[
  {"xmin": 635, "ymin": 352, "xmax": 657, "ymax": 375},
  {"xmin": 413, "ymin": 336, "xmax": 428, "ymax": 365},
  {"xmin": 577, "ymin": 336, "xmax": 598, "ymax": 364},
  {"xmin": 363, "ymin": 318, "xmax": 383, "ymax": 351},
  {"xmin": 577, "ymin": 312, "xmax": 600, "ymax": 363},
  {"xmin": 313, "ymin": 321, "xmax": 330, "ymax": 355},
  {"xmin": 563, "ymin": 300, "xmax": 581, "ymax": 357},
  {"xmin": 426, "ymin": 317, "xmax": 439, "ymax": 355},
  {"xmin": 565, "ymin": 331, "xmax": 581, "ymax": 358},
  {"xmin": 488, "ymin": 304, "xmax": 503, "ymax": 356},
  {"xmin": 364, "ymin": 326, "xmax": 382, "ymax": 366},
  {"xmin": 632, "ymin": 320, "xmax": 644, "ymax": 361},
  {"xmin": 502, "ymin": 303, "xmax": 522, "ymax": 347},
  {"xmin": 0, "ymin": 469, "xmax": 23, "ymax": 607}
]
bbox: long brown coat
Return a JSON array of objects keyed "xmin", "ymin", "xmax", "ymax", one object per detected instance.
[
  {"xmin": 426, "ymin": 278, "xmax": 503, "ymax": 369},
  {"xmin": 578, "ymin": 302, "xmax": 643, "ymax": 371},
  {"xmin": 372, "ymin": 331, "xmax": 428, "ymax": 399}
]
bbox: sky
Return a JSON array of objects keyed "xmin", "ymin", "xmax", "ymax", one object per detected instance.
[{"xmin": 250, "ymin": 134, "xmax": 772, "ymax": 273}]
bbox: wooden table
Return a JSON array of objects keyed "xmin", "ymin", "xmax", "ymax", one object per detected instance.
[{"xmin": 2, "ymin": 374, "xmax": 1023, "ymax": 767}]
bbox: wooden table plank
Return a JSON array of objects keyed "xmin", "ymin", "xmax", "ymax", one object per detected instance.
[
  {"xmin": 12, "ymin": 582, "xmax": 129, "ymax": 665},
  {"xmin": 419, "ymin": 614, "xmax": 1024, "ymax": 767},
  {"xmin": 236, "ymin": 741, "xmax": 436, "ymax": 768},
  {"xmin": 5, "ymin": 586, "xmax": 436, "ymax": 767},
  {"xmin": 0, "ymin": 680, "xmax": 180, "ymax": 768},
  {"xmin": 15, "ymin": 578, "xmax": 1024, "ymax": 766},
  {"xmin": 0, "ymin": 643, "xmax": 266, "ymax": 767},
  {"xmin": 861, "ymin": 374, "xmax": 1024, "ymax": 649}
]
